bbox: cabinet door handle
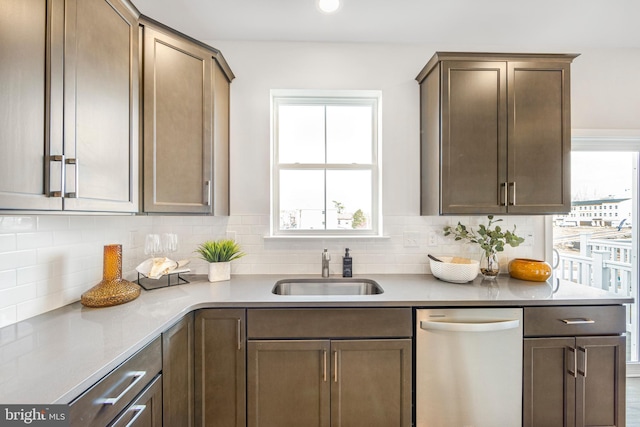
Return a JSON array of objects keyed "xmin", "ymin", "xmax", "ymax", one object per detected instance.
[
  {"xmin": 65, "ymin": 157, "xmax": 78, "ymax": 198},
  {"xmin": 333, "ymin": 351, "xmax": 338, "ymax": 383},
  {"xmin": 204, "ymin": 180, "xmax": 211, "ymax": 206},
  {"xmin": 561, "ymin": 318, "xmax": 595, "ymax": 325},
  {"xmin": 322, "ymin": 350, "xmax": 327, "ymax": 382},
  {"xmin": 566, "ymin": 346, "xmax": 577, "ymax": 378},
  {"xmin": 578, "ymin": 346, "xmax": 587, "ymax": 377},
  {"xmin": 508, "ymin": 182, "xmax": 516, "ymax": 206},
  {"xmin": 501, "ymin": 182, "xmax": 508, "ymax": 207},
  {"xmin": 49, "ymin": 155, "xmax": 64, "ymax": 197},
  {"xmin": 100, "ymin": 371, "xmax": 146, "ymax": 405},
  {"xmin": 237, "ymin": 319, "xmax": 242, "ymax": 350}
]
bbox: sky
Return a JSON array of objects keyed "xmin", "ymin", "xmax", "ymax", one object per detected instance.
[{"xmin": 571, "ymin": 152, "xmax": 634, "ymax": 201}]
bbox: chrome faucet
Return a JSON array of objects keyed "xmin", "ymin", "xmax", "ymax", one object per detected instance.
[{"xmin": 321, "ymin": 249, "xmax": 331, "ymax": 277}]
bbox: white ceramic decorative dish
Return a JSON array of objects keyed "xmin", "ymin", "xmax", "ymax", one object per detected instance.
[{"xmin": 429, "ymin": 256, "xmax": 480, "ymax": 283}]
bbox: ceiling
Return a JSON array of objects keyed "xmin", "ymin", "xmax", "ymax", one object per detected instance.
[{"xmin": 131, "ymin": 0, "xmax": 640, "ymax": 49}]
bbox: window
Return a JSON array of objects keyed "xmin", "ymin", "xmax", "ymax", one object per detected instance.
[
  {"xmin": 552, "ymin": 147, "xmax": 638, "ymax": 363},
  {"xmin": 271, "ymin": 90, "xmax": 381, "ymax": 236}
]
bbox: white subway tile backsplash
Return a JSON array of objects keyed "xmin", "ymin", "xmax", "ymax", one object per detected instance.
[
  {"xmin": 0, "ymin": 270, "xmax": 16, "ymax": 290},
  {"xmin": 0, "ymin": 250, "xmax": 37, "ymax": 271},
  {"xmin": 36, "ymin": 216, "xmax": 69, "ymax": 231},
  {"xmin": 0, "ymin": 306, "xmax": 17, "ymax": 330},
  {"xmin": 0, "ymin": 213, "xmax": 543, "ymax": 328},
  {"xmin": 0, "ymin": 235, "xmax": 16, "ymax": 252},
  {"xmin": 16, "ymin": 232, "xmax": 53, "ymax": 250},
  {"xmin": 0, "ymin": 217, "xmax": 36, "ymax": 233},
  {"xmin": 0, "ymin": 284, "xmax": 37, "ymax": 309}
]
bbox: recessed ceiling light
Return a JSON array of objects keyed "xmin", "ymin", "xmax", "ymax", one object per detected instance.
[{"xmin": 317, "ymin": 0, "xmax": 341, "ymax": 14}]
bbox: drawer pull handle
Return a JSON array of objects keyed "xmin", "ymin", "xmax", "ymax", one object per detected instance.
[
  {"xmin": 561, "ymin": 318, "xmax": 595, "ymax": 325},
  {"xmin": 111, "ymin": 404, "xmax": 147, "ymax": 427},
  {"xmin": 101, "ymin": 371, "xmax": 146, "ymax": 405},
  {"xmin": 125, "ymin": 405, "xmax": 146, "ymax": 427}
]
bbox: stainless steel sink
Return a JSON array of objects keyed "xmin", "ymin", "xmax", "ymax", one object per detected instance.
[{"xmin": 272, "ymin": 278, "xmax": 384, "ymax": 296}]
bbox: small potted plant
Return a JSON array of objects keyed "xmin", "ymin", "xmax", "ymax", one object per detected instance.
[
  {"xmin": 195, "ymin": 239, "xmax": 245, "ymax": 282},
  {"xmin": 443, "ymin": 215, "xmax": 525, "ymax": 279}
]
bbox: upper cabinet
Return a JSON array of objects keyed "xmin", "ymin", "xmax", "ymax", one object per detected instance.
[
  {"xmin": 416, "ymin": 52, "xmax": 578, "ymax": 215},
  {"xmin": 0, "ymin": 0, "xmax": 139, "ymax": 212},
  {"xmin": 141, "ymin": 18, "xmax": 234, "ymax": 215},
  {"xmin": 64, "ymin": 0, "xmax": 139, "ymax": 212},
  {"xmin": 0, "ymin": 0, "xmax": 63, "ymax": 210}
]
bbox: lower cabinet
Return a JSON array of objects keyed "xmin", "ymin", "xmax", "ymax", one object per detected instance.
[
  {"xmin": 194, "ymin": 309, "xmax": 247, "ymax": 427},
  {"xmin": 110, "ymin": 374, "xmax": 163, "ymax": 427},
  {"xmin": 246, "ymin": 308, "xmax": 413, "ymax": 427},
  {"xmin": 247, "ymin": 338, "xmax": 411, "ymax": 427},
  {"xmin": 69, "ymin": 337, "xmax": 162, "ymax": 427},
  {"xmin": 523, "ymin": 306, "xmax": 626, "ymax": 427},
  {"xmin": 162, "ymin": 313, "xmax": 194, "ymax": 427}
]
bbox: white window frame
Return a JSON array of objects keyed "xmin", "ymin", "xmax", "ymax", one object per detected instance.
[
  {"xmin": 270, "ymin": 89, "xmax": 382, "ymax": 237},
  {"xmin": 545, "ymin": 132, "xmax": 640, "ymax": 368}
]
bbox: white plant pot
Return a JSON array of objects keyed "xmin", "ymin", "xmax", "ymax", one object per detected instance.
[{"xmin": 208, "ymin": 262, "xmax": 230, "ymax": 282}]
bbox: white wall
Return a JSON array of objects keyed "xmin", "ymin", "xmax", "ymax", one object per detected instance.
[{"xmin": 2, "ymin": 42, "xmax": 638, "ymax": 327}]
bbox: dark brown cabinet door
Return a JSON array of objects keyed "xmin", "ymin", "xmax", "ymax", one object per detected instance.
[
  {"xmin": 247, "ymin": 340, "xmax": 331, "ymax": 427},
  {"xmin": 0, "ymin": 0, "xmax": 63, "ymax": 210},
  {"xmin": 247, "ymin": 339, "xmax": 411, "ymax": 427},
  {"xmin": 524, "ymin": 336, "xmax": 625, "ymax": 427},
  {"xmin": 576, "ymin": 336, "xmax": 625, "ymax": 427},
  {"xmin": 142, "ymin": 25, "xmax": 213, "ymax": 214},
  {"xmin": 439, "ymin": 60, "xmax": 508, "ymax": 214},
  {"xmin": 523, "ymin": 337, "xmax": 576, "ymax": 427},
  {"xmin": 331, "ymin": 339, "xmax": 412, "ymax": 427},
  {"xmin": 507, "ymin": 61, "xmax": 572, "ymax": 214},
  {"xmin": 64, "ymin": 0, "xmax": 139, "ymax": 212},
  {"xmin": 195, "ymin": 309, "xmax": 246, "ymax": 427},
  {"xmin": 162, "ymin": 313, "xmax": 194, "ymax": 427}
]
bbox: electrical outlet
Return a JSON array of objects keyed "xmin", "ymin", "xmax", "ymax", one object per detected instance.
[
  {"xmin": 428, "ymin": 231, "xmax": 438, "ymax": 246},
  {"xmin": 403, "ymin": 232, "xmax": 420, "ymax": 248},
  {"xmin": 129, "ymin": 231, "xmax": 137, "ymax": 247}
]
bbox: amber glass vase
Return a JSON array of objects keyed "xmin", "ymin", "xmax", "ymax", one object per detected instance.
[{"xmin": 81, "ymin": 244, "xmax": 141, "ymax": 307}]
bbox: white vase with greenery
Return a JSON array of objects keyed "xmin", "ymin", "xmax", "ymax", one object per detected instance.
[
  {"xmin": 195, "ymin": 239, "xmax": 245, "ymax": 282},
  {"xmin": 443, "ymin": 215, "xmax": 525, "ymax": 279}
]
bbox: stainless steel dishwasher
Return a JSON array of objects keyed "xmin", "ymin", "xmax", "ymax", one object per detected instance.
[{"xmin": 416, "ymin": 308, "xmax": 523, "ymax": 427}]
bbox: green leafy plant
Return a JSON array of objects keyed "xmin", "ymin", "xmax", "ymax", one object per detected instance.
[
  {"xmin": 195, "ymin": 239, "xmax": 245, "ymax": 263},
  {"xmin": 443, "ymin": 215, "xmax": 525, "ymax": 257}
]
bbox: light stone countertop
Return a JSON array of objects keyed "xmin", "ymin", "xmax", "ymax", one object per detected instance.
[{"xmin": 0, "ymin": 274, "xmax": 633, "ymax": 404}]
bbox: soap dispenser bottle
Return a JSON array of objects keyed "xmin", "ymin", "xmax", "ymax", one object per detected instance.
[{"xmin": 342, "ymin": 248, "xmax": 352, "ymax": 277}]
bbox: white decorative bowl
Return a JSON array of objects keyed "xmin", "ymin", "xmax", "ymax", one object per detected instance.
[{"xmin": 429, "ymin": 256, "xmax": 480, "ymax": 283}]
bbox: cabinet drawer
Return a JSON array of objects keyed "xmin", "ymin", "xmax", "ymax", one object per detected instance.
[
  {"xmin": 110, "ymin": 374, "xmax": 162, "ymax": 427},
  {"xmin": 523, "ymin": 306, "xmax": 625, "ymax": 337},
  {"xmin": 69, "ymin": 337, "xmax": 162, "ymax": 427},
  {"xmin": 247, "ymin": 308, "xmax": 412, "ymax": 339}
]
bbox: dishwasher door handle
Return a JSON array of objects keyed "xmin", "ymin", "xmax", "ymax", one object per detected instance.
[{"xmin": 420, "ymin": 319, "xmax": 520, "ymax": 332}]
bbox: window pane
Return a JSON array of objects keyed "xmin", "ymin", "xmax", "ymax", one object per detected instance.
[
  {"xmin": 278, "ymin": 105, "xmax": 325, "ymax": 163},
  {"xmin": 326, "ymin": 105, "xmax": 372, "ymax": 164},
  {"xmin": 280, "ymin": 170, "xmax": 325, "ymax": 230},
  {"xmin": 326, "ymin": 170, "xmax": 372, "ymax": 230}
]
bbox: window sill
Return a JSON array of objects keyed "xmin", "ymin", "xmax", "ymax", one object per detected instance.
[{"xmin": 264, "ymin": 235, "xmax": 390, "ymax": 241}]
